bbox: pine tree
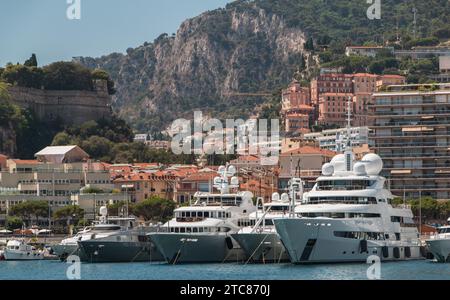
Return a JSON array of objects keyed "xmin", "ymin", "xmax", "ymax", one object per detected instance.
[{"xmin": 24, "ymin": 54, "xmax": 38, "ymax": 67}]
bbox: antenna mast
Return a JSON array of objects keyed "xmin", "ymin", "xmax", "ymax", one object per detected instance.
[{"xmin": 412, "ymin": 7, "xmax": 418, "ymax": 40}]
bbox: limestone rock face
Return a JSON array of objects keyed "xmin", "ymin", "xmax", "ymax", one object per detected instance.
[{"xmin": 76, "ymin": 4, "xmax": 311, "ymax": 132}]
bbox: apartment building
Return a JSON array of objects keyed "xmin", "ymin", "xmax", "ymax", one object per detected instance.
[
  {"xmin": 304, "ymin": 127, "xmax": 370, "ymax": 152},
  {"xmin": 370, "ymin": 84, "xmax": 450, "ymax": 200},
  {"xmin": 318, "ymin": 93, "xmax": 354, "ymax": 127},
  {"xmin": 113, "ymin": 171, "xmax": 176, "ymax": 203},
  {"xmin": 278, "ymin": 146, "xmax": 335, "ymax": 192},
  {"xmin": 0, "ymin": 146, "xmax": 116, "ymax": 217},
  {"xmin": 310, "ymin": 74, "xmax": 354, "ymax": 105}
]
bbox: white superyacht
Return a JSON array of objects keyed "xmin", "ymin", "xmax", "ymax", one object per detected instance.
[
  {"xmin": 425, "ymin": 218, "xmax": 450, "ymax": 263},
  {"xmin": 148, "ymin": 165, "xmax": 256, "ymax": 264},
  {"xmin": 274, "ymin": 103, "xmax": 422, "ymax": 264},
  {"xmin": 274, "ymin": 148, "xmax": 422, "ymax": 263}
]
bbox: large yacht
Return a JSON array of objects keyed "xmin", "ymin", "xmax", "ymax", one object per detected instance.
[
  {"xmin": 425, "ymin": 218, "xmax": 450, "ymax": 263},
  {"xmin": 231, "ymin": 179, "xmax": 303, "ymax": 263},
  {"xmin": 274, "ymin": 148, "xmax": 422, "ymax": 264},
  {"xmin": 148, "ymin": 165, "xmax": 256, "ymax": 264},
  {"xmin": 75, "ymin": 206, "xmax": 163, "ymax": 263}
]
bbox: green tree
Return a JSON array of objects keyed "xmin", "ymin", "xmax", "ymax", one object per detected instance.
[
  {"xmin": 132, "ymin": 196, "xmax": 175, "ymax": 222},
  {"xmin": 51, "ymin": 132, "xmax": 72, "ymax": 146},
  {"xmin": 91, "ymin": 69, "xmax": 116, "ymax": 95},
  {"xmin": 5, "ymin": 216, "xmax": 24, "ymax": 231},
  {"xmin": 0, "ymin": 82, "xmax": 10, "ymax": 100},
  {"xmin": 9, "ymin": 201, "xmax": 49, "ymax": 226},
  {"xmin": 42, "ymin": 62, "xmax": 93, "ymax": 91},
  {"xmin": 107, "ymin": 201, "xmax": 128, "ymax": 216},
  {"xmin": 24, "ymin": 54, "xmax": 38, "ymax": 67},
  {"xmin": 53, "ymin": 205, "xmax": 85, "ymax": 230}
]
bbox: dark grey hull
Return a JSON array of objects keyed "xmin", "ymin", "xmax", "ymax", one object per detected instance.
[
  {"xmin": 275, "ymin": 218, "xmax": 422, "ymax": 264},
  {"xmin": 78, "ymin": 240, "xmax": 164, "ymax": 263},
  {"xmin": 51, "ymin": 244, "xmax": 87, "ymax": 261},
  {"xmin": 231, "ymin": 233, "xmax": 289, "ymax": 263},
  {"xmin": 426, "ymin": 239, "xmax": 450, "ymax": 263},
  {"xmin": 149, "ymin": 233, "xmax": 246, "ymax": 264}
]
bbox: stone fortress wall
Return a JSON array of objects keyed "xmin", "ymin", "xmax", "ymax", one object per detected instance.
[{"xmin": 7, "ymin": 80, "xmax": 112, "ymax": 126}]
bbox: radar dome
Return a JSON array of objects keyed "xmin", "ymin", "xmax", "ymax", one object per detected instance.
[
  {"xmin": 361, "ymin": 154, "xmax": 383, "ymax": 175},
  {"xmin": 227, "ymin": 165, "xmax": 236, "ymax": 176},
  {"xmin": 353, "ymin": 162, "xmax": 367, "ymax": 176},
  {"xmin": 330, "ymin": 154, "xmax": 346, "ymax": 172},
  {"xmin": 322, "ymin": 163, "xmax": 334, "ymax": 176},
  {"xmin": 99, "ymin": 206, "xmax": 108, "ymax": 216},
  {"xmin": 230, "ymin": 176, "xmax": 239, "ymax": 186},
  {"xmin": 272, "ymin": 193, "xmax": 280, "ymax": 202},
  {"xmin": 280, "ymin": 193, "xmax": 290, "ymax": 203}
]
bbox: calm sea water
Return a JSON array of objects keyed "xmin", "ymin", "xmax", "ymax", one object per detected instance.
[{"xmin": 0, "ymin": 260, "xmax": 449, "ymax": 280}]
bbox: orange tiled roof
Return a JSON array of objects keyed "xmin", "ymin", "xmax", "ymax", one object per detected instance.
[
  {"xmin": 282, "ymin": 146, "xmax": 336, "ymax": 156},
  {"xmin": 353, "ymin": 73, "xmax": 378, "ymax": 78},
  {"xmin": 10, "ymin": 159, "xmax": 40, "ymax": 165}
]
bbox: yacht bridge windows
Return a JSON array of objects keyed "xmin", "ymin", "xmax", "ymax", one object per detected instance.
[
  {"xmin": 168, "ymin": 226, "xmax": 231, "ymax": 233},
  {"xmin": 196, "ymin": 196, "xmax": 243, "ymax": 206},
  {"xmin": 306, "ymin": 196, "xmax": 378, "ymax": 205},
  {"xmin": 175, "ymin": 210, "xmax": 231, "ymax": 222},
  {"xmin": 334, "ymin": 231, "xmax": 385, "ymax": 240},
  {"xmin": 316, "ymin": 180, "xmax": 376, "ymax": 191},
  {"xmin": 300, "ymin": 212, "xmax": 381, "ymax": 219}
]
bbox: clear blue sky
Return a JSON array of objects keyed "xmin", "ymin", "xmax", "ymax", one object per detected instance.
[{"xmin": 0, "ymin": 0, "xmax": 232, "ymax": 66}]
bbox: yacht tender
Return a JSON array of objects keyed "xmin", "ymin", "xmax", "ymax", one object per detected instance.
[{"xmin": 3, "ymin": 239, "xmax": 44, "ymax": 261}]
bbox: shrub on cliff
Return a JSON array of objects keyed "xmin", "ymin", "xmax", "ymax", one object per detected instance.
[{"xmin": 42, "ymin": 62, "xmax": 94, "ymax": 91}]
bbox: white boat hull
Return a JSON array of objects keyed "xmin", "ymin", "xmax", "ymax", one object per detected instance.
[
  {"xmin": 426, "ymin": 239, "xmax": 450, "ymax": 263},
  {"xmin": 274, "ymin": 218, "xmax": 422, "ymax": 264},
  {"xmin": 4, "ymin": 249, "xmax": 44, "ymax": 261}
]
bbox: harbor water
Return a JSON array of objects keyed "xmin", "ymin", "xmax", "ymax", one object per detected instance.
[{"xmin": 0, "ymin": 260, "xmax": 449, "ymax": 280}]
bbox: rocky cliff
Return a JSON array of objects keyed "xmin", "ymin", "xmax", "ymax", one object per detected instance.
[{"xmin": 76, "ymin": 3, "xmax": 313, "ymax": 133}]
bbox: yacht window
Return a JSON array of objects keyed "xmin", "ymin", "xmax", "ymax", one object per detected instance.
[
  {"xmin": 186, "ymin": 212, "xmax": 191, "ymax": 218},
  {"xmin": 438, "ymin": 228, "xmax": 450, "ymax": 234},
  {"xmin": 180, "ymin": 228, "xmax": 186, "ymax": 233},
  {"xmin": 317, "ymin": 180, "xmax": 375, "ymax": 191},
  {"xmin": 193, "ymin": 228, "xmax": 198, "ymax": 233},
  {"xmin": 391, "ymin": 216, "xmax": 401, "ymax": 223},
  {"xmin": 192, "ymin": 212, "xmax": 197, "ymax": 218},
  {"xmin": 395, "ymin": 233, "xmax": 401, "ymax": 241},
  {"xmin": 204, "ymin": 212, "xmax": 209, "ymax": 218},
  {"xmin": 175, "ymin": 228, "xmax": 179, "ymax": 233},
  {"xmin": 181, "ymin": 212, "xmax": 186, "ymax": 218},
  {"xmin": 186, "ymin": 227, "xmax": 192, "ymax": 233},
  {"xmin": 263, "ymin": 219, "xmax": 274, "ymax": 226},
  {"xmin": 198, "ymin": 212, "xmax": 203, "ymax": 218},
  {"xmin": 198, "ymin": 228, "xmax": 203, "ymax": 233}
]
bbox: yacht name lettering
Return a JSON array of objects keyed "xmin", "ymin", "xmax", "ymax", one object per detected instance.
[
  {"xmin": 180, "ymin": 285, "xmax": 215, "ymax": 298},
  {"xmin": 180, "ymin": 238, "xmax": 199, "ymax": 243}
]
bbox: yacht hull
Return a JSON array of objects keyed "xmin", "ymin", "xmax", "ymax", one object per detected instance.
[
  {"xmin": 3, "ymin": 250, "xmax": 44, "ymax": 261},
  {"xmin": 231, "ymin": 233, "xmax": 289, "ymax": 263},
  {"xmin": 78, "ymin": 240, "xmax": 163, "ymax": 263},
  {"xmin": 425, "ymin": 239, "xmax": 450, "ymax": 263},
  {"xmin": 274, "ymin": 218, "xmax": 422, "ymax": 264},
  {"xmin": 149, "ymin": 233, "xmax": 246, "ymax": 264},
  {"xmin": 51, "ymin": 244, "xmax": 84, "ymax": 261}
]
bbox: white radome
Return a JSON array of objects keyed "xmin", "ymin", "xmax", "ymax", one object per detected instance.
[{"xmin": 361, "ymin": 153, "xmax": 383, "ymax": 175}]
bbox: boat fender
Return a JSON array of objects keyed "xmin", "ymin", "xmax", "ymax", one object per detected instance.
[
  {"xmin": 225, "ymin": 237, "xmax": 234, "ymax": 250},
  {"xmin": 405, "ymin": 247, "xmax": 411, "ymax": 258},
  {"xmin": 360, "ymin": 240, "xmax": 368, "ymax": 253},
  {"xmin": 382, "ymin": 246, "xmax": 389, "ymax": 258},
  {"xmin": 393, "ymin": 247, "xmax": 400, "ymax": 259}
]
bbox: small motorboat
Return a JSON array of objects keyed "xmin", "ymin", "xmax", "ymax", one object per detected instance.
[{"xmin": 3, "ymin": 239, "xmax": 44, "ymax": 261}]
